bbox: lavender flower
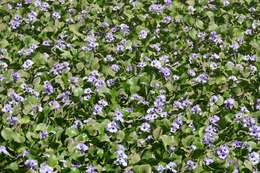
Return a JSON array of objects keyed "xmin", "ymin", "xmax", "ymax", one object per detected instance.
[
  {"xmin": 224, "ymin": 98, "xmax": 235, "ymax": 109},
  {"xmin": 216, "ymin": 145, "xmax": 229, "ymax": 160},
  {"xmin": 11, "ymin": 72, "xmax": 20, "ymax": 81},
  {"xmin": 191, "ymin": 105, "xmax": 202, "ymax": 114},
  {"xmin": 76, "ymin": 143, "xmax": 88, "ymax": 154},
  {"xmin": 22, "ymin": 60, "xmax": 34, "ymax": 70},
  {"xmin": 171, "ymin": 117, "xmax": 183, "ymax": 133},
  {"xmin": 204, "ymin": 158, "xmax": 214, "ymax": 165},
  {"xmin": 39, "ymin": 164, "xmax": 53, "ymax": 173},
  {"xmin": 86, "ymin": 165, "xmax": 97, "ymax": 173},
  {"xmin": 85, "ymin": 33, "xmax": 98, "ymax": 51},
  {"xmin": 249, "ymin": 125, "xmax": 260, "ymax": 140},
  {"xmin": 0, "ymin": 146, "xmax": 9, "ymax": 155},
  {"xmin": 105, "ymin": 32, "xmax": 115, "ymax": 42},
  {"xmin": 111, "ymin": 64, "xmax": 120, "ymax": 72},
  {"xmin": 209, "ymin": 115, "xmax": 220, "ymax": 124},
  {"xmin": 43, "ymin": 81, "xmax": 54, "ymax": 95},
  {"xmin": 49, "ymin": 100, "xmax": 60, "ymax": 110},
  {"xmin": 2, "ymin": 103, "xmax": 13, "ymax": 113},
  {"xmin": 149, "ymin": 4, "xmax": 165, "ymax": 14},
  {"xmin": 39, "ymin": 131, "xmax": 48, "ymax": 140},
  {"xmin": 138, "ymin": 30, "xmax": 148, "ymax": 39},
  {"xmin": 52, "ymin": 12, "xmax": 61, "ymax": 20},
  {"xmin": 106, "ymin": 121, "xmax": 118, "ymax": 133},
  {"xmin": 7, "ymin": 116, "xmax": 18, "ymax": 125},
  {"xmin": 186, "ymin": 160, "xmax": 196, "ymax": 170},
  {"xmin": 25, "ymin": 159, "xmax": 38, "ymax": 169},
  {"xmin": 248, "ymin": 152, "xmax": 259, "ymax": 165},
  {"xmin": 51, "ymin": 62, "xmax": 70, "ymax": 75},
  {"xmin": 115, "ymin": 145, "xmax": 128, "ymax": 167},
  {"xmin": 140, "ymin": 122, "xmax": 151, "ymax": 132},
  {"xmin": 9, "ymin": 15, "xmax": 21, "ymax": 29},
  {"xmin": 160, "ymin": 67, "xmax": 171, "ymax": 78},
  {"xmin": 119, "ymin": 24, "xmax": 130, "ymax": 35}
]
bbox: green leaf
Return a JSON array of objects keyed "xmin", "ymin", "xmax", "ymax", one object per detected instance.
[
  {"xmin": 160, "ymin": 135, "xmax": 175, "ymax": 150},
  {"xmin": 33, "ymin": 53, "xmax": 46, "ymax": 65},
  {"xmin": 1, "ymin": 128, "xmax": 14, "ymax": 141},
  {"xmin": 129, "ymin": 153, "xmax": 141, "ymax": 165},
  {"xmin": 0, "ymin": 39, "xmax": 9, "ymax": 48},
  {"xmin": 65, "ymin": 128, "xmax": 78, "ymax": 137},
  {"xmin": 73, "ymin": 87, "xmax": 83, "ymax": 97},
  {"xmin": 133, "ymin": 164, "xmax": 152, "ymax": 173},
  {"xmin": 196, "ymin": 19, "xmax": 204, "ymax": 29},
  {"xmin": 5, "ymin": 162, "xmax": 18, "ymax": 171},
  {"xmin": 86, "ymin": 125, "xmax": 99, "ymax": 136},
  {"xmin": 244, "ymin": 160, "xmax": 252, "ymax": 171},
  {"xmin": 142, "ymin": 151, "xmax": 156, "ymax": 160},
  {"xmin": 116, "ymin": 130, "xmax": 125, "ymax": 142},
  {"xmin": 48, "ymin": 155, "xmax": 58, "ymax": 167},
  {"xmin": 20, "ymin": 116, "xmax": 30, "ymax": 124},
  {"xmin": 69, "ymin": 24, "xmax": 85, "ymax": 38},
  {"xmin": 152, "ymin": 127, "xmax": 163, "ymax": 139},
  {"xmin": 208, "ymin": 21, "xmax": 218, "ymax": 31},
  {"xmin": 13, "ymin": 133, "xmax": 26, "ymax": 143}
]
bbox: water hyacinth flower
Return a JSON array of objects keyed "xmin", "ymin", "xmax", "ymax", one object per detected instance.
[
  {"xmin": 186, "ymin": 160, "xmax": 196, "ymax": 170},
  {"xmin": 86, "ymin": 165, "xmax": 97, "ymax": 173},
  {"xmin": 248, "ymin": 152, "xmax": 259, "ymax": 165},
  {"xmin": 52, "ymin": 11, "xmax": 61, "ymax": 20},
  {"xmin": 164, "ymin": 0, "xmax": 172, "ymax": 6},
  {"xmin": 51, "ymin": 62, "xmax": 70, "ymax": 75},
  {"xmin": 39, "ymin": 164, "xmax": 53, "ymax": 173},
  {"xmin": 49, "ymin": 100, "xmax": 60, "ymax": 110},
  {"xmin": 138, "ymin": 30, "xmax": 148, "ymax": 39},
  {"xmin": 166, "ymin": 162, "xmax": 177, "ymax": 172},
  {"xmin": 43, "ymin": 81, "xmax": 54, "ymax": 95},
  {"xmin": 160, "ymin": 67, "xmax": 171, "ymax": 79},
  {"xmin": 224, "ymin": 98, "xmax": 235, "ymax": 109},
  {"xmin": 209, "ymin": 115, "xmax": 220, "ymax": 124},
  {"xmin": 105, "ymin": 32, "xmax": 115, "ymax": 43},
  {"xmin": 22, "ymin": 60, "xmax": 34, "ymax": 70},
  {"xmin": 39, "ymin": 131, "xmax": 48, "ymax": 140},
  {"xmin": 171, "ymin": 117, "xmax": 183, "ymax": 133},
  {"xmin": 187, "ymin": 69, "xmax": 196, "ymax": 77},
  {"xmin": 0, "ymin": 146, "xmax": 9, "ymax": 155},
  {"xmin": 85, "ymin": 32, "xmax": 98, "ymax": 51},
  {"xmin": 115, "ymin": 145, "xmax": 128, "ymax": 167},
  {"xmin": 249, "ymin": 125, "xmax": 260, "ymax": 140},
  {"xmin": 11, "ymin": 72, "xmax": 20, "ymax": 81},
  {"xmin": 156, "ymin": 164, "xmax": 165, "ymax": 173},
  {"xmin": 8, "ymin": 91, "xmax": 24, "ymax": 102},
  {"xmin": 231, "ymin": 141, "xmax": 243, "ymax": 148},
  {"xmin": 2, "ymin": 103, "xmax": 13, "ymax": 113},
  {"xmin": 191, "ymin": 105, "xmax": 202, "ymax": 114},
  {"xmin": 7, "ymin": 116, "xmax": 18, "ymax": 125},
  {"xmin": 25, "ymin": 159, "xmax": 38, "ymax": 169},
  {"xmin": 76, "ymin": 143, "xmax": 88, "ymax": 154},
  {"xmin": 106, "ymin": 121, "xmax": 118, "ymax": 133},
  {"xmin": 203, "ymin": 125, "xmax": 218, "ymax": 145},
  {"xmin": 216, "ymin": 145, "xmax": 229, "ymax": 160},
  {"xmin": 149, "ymin": 4, "xmax": 165, "ymax": 14},
  {"xmin": 25, "ymin": 11, "xmax": 37, "ymax": 23},
  {"xmin": 9, "ymin": 14, "xmax": 21, "ymax": 29},
  {"xmin": 204, "ymin": 158, "xmax": 214, "ymax": 165},
  {"xmin": 114, "ymin": 109, "xmax": 124, "ymax": 122},
  {"xmin": 140, "ymin": 122, "xmax": 151, "ymax": 132},
  {"xmin": 111, "ymin": 64, "xmax": 120, "ymax": 72},
  {"xmin": 119, "ymin": 23, "xmax": 130, "ymax": 35}
]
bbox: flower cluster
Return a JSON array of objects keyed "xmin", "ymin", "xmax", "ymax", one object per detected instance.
[{"xmin": 0, "ymin": 0, "xmax": 259, "ymax": 172}]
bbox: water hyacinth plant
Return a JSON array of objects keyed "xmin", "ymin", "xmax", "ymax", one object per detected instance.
[{"xmin": 0, "ymin": 0, "xmax": 259, "ymax": 173}]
